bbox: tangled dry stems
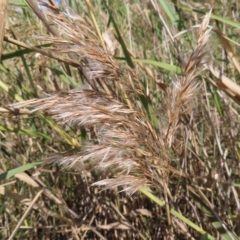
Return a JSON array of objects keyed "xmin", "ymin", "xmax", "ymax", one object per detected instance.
[{"xmin": 11, "ymin": 3, "xmax": 211, "ymax": 195}]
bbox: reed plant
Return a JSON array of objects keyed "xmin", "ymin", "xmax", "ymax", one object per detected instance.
[{"xmin": 0, "ymin": 0, "xmax": 240, "ymax": 239}]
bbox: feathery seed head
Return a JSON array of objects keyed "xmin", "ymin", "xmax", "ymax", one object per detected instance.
[{"xmin": 10, "ymin": 4, "xmax": 211, "ymax": 194}]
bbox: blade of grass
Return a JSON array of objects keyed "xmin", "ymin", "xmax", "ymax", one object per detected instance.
[
  {"xmin": 0, "ymin": 126, "xmax": 51, "ymax": 140},
  {"xmin": 49, "ymin": 67, "xmax": 78, "ymax": 87},
  {"xmin": 210, "ymin": 86, "xmax": 223, "ymax": 117},
  {"xmin": 0, "ymin": 162, "xmax": 41, "ymax": 181},
  {"xmin": 133, "ymin": 58, "xmax": 182, "ymax": 74},
  {"xmin": 190, "ymin": 188, "xmax": 238, "ymax": 240},
  {"xmin": 9, "ymin": 0, "xmax": 26, "ymax": 6},
  {"xmin": 180, "ymin": 6, "xmax": 240, "ymax": 29},
  {"xmin": 1, "ymin": 43, "xmax": 51, "ymax": 61},
  {"xmin": 211, "ymin": 13, "xmax": 240, "ymax": 29},
  {"xmin": 158, "ymin": 0, "xmax": 179, "ymax": 28},
  {"xmin": 43, "ymin": 116, "xmax": 80, "ymax": 147},
  {"xmin": 106, "ymin": 5, "xmax": 134, "ymax": 69},
  {"xmin": 139, "ymin": 187, "xmax": 215, "ymax": 239},
  {"xmin": 0, "ymin": 79, "xmax": 24, "ymax": 102},
  {"xmin": 11, "ymin": 31, "xmax": 37, "ymax": 96},
  {"xmin": 85, "ymin": 0, "xmax": 106, "ymax": 49}
]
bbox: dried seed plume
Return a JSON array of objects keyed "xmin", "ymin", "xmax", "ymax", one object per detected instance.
[
  {"xmin": 11, "ymin": 4, "xmax": 212, "ymax": 194},
  {"xmin": 166, "ymin": 10, "xmax": 212, "ymax": 146}
]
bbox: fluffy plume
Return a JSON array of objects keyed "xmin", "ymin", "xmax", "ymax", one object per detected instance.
[
  {"xmin": 166, "ymin": 10, "xmax": 212, "ymax": 146},
  {"xmin": 13, "ymin": 89, "xmax": 169, "ymax": 194},
  {"xmin": 11, "ymin": 4, "xmax": 212, "ymax": 194},
  {"xmin": 35, "ymin": 1, "xmax": 142, "ymax": 96}
]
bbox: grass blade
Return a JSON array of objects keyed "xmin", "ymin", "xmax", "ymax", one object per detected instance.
[
  {"xmin": 158, "ymin": 0, "xmax": 179, "ymax": 27},
  {"xmin": 0, "ymin": 162, "xmax": 41, "ymax": 181},
  {"xmin": 107, "ymin": 5, "xmax": 135, "ymax": 69},
  {"xmin": 2, "ymin": 43, "xmax": 51, "ymax": 61},
  {"xmin": 0, "ymin": 126, "xmax": 51, "ymax": 140},
  {"xmin": 133, "ymin": 58, "xmax": 182, "ymax": 74},
  {"xmin": 140, "ymin": 187, "xmax": 215, "ymax": 239}
]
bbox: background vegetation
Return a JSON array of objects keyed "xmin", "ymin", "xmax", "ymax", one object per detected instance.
[{"xmin": 0, "ymin": 0, "xmax": 240, "ymax": 239}]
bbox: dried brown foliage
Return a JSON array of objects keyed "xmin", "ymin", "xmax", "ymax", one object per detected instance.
[
  {"xmin": 2, "ymin": 0, "xmax": 240, "ymax": 239},
  {"xmin": 11, "ymin": 2, "xmax": 212, "ymax": 196},
  {"xmin": 166, "ymin": 11, "xmax": 212, "ymax": 146}
]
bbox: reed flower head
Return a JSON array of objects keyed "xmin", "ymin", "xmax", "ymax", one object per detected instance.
[
  {"xmin": 166, "ymin": 10, "xmax": 212, "ymax": 146},
  {"xmin": 11, "ymin": 4, "xmax": 212, "ymax": 194}
]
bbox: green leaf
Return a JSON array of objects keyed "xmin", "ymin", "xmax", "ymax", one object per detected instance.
[
  {"xmin": 233, "ymin": 183, "xmax": 240, "ymax": 188},
  {"xmin": 139, "ymin": 187, "xmax": 215, "ymax": 239},
  {"xmin": 158, "ymin": 0, "xmax": 179, "ymax": 27},
  {"xmin": 9, "ymin": 0, "xmax": 27, "ymax": 6},
  {"xmin": 190, "ymin": 188, "xmax": 238, "ymax": 240},
  {"xmin": 181, "ymin": 6, "xmax": 240, "ymax": 29},
  {"xmin": 107, "ymin": 6, "xmax": 134, "ymax": 69},
  {"xmin": 2, "ymin": 43, "xmax": 51, "ymax": 61},
  {"xmin": 210, "ymin": 87, "xmax": 223, "ymax": 117},
  {"xmin": 0, "ymin": 80, "xmax": 24, "ymax": 102},
  {"xmin": 211, "ymin": 14, "xmax": 240, "ymax": 29},
  {"xmin": 49, "ymin": 68, "xmax": 77, "ymax": 87},
  {"xmin": 0, "ymin": 126, "xmax": 51, "ymax": 140},
  {"xmin": 200, "ymin": 234, "xmax": 211, "ymax": 240},
  {"xmin": 11, "ymin": 31, "xmax": 37, "ymax": 96},
  {"xmin": 0, "ymin": 162, "xmax": 41, "ymax": 181},
  {"xmin": 133, "ymin": 59, "xmax": 182, "ymax": 74}
]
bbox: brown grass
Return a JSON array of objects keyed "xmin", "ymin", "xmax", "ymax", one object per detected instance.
[
  {"xmin": 10, "ymin": 1, "xmax": 211, "ymax": 196},
  {"xmin": 1, "ymin": 0, "xmax": 240, "ymax": 239}
]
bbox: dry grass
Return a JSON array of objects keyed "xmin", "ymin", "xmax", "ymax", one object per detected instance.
[{"xmin": 1, "ymin": 0, "xmax": 240, "ymax": 239}]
